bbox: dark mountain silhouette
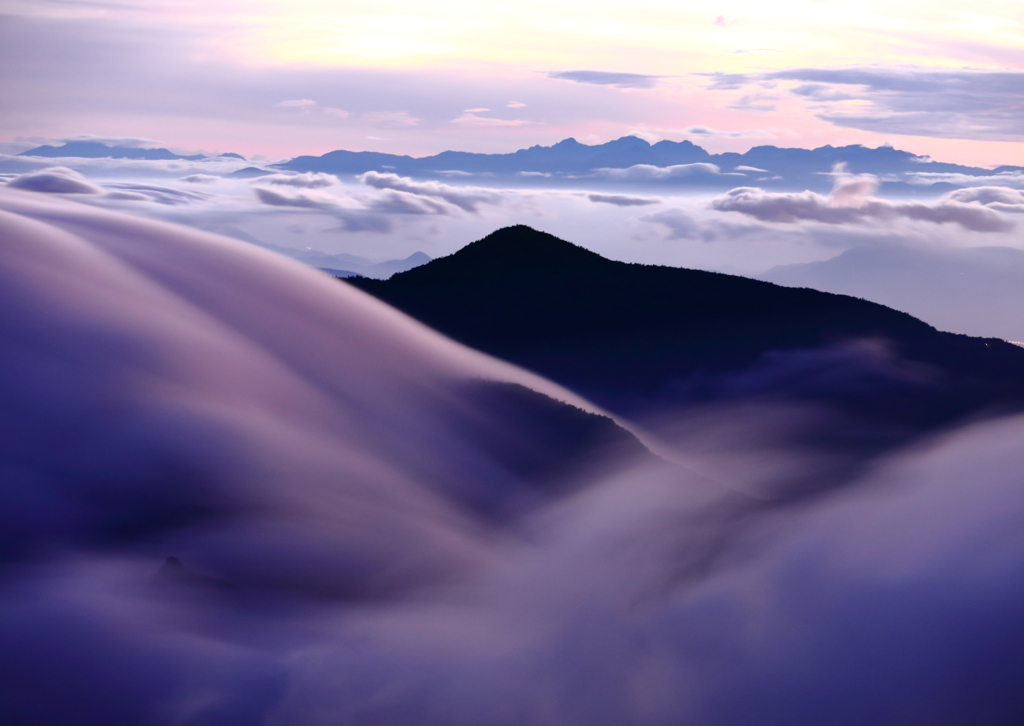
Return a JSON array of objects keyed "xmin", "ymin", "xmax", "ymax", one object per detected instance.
[
  {"xmin": 275, "ymin": 136, "xmax": 997, "ymax": 191},
  {"xmin": 348, "ymin": 226, "xmax": 1024, "ymax": 444}
]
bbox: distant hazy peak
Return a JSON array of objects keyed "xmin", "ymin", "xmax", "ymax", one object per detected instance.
[
  {"xmin": 18, "ymin": 141, "xmax": 204, "ymax": 161},
  {"xmin": 17, "ymin": 141, "xmax": 238, "ymax": 161}
]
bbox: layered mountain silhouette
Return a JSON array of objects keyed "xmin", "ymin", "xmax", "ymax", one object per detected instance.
[
  {"xmin": 276, "ymin": 136, "xmax": 1003, "ymax": 192},
  {"xmin": 348, "ymin": 226, "xmax": 1024, "ymax": 445},
  {"xmin": 21, "ymin": 137, "xmax": 1011, "ymax": 192}
]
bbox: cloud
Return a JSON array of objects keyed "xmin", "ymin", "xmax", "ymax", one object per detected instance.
[
  {"xmin": 0, "ymin": 153, "xmax": 252, "ymax": 179},
  {"xmin": 104, "ymin": 190, "xmax": 151, "ymax": 201},
  {"xmin": 701, "ymin": 73, "xmax": 751, "ymax": 91},
  {"xmin": 253, "ymin": 186, "xmax": 343, "ymax": 210},
  {"xmin": 451, "ymin": 112, "xmax": 530, "ymax": 127},
  {"xmin": 705, "ymin": 67, "xmax": 1024, "ymax": 141},
  {"xmin": 367, "ymin": 190, "xmax": 454, "ymax": 215},
  {"xmin": 547, "ymin": 70, "xmax": 662, "ymax": 89},
  {"xmin": 587, "ymin": 193, "xmax": 661, "ymax": 207},
  {"xmin": 712, "ymin": 172, "xmax": 1015, "ymax": 233},
  {"xmin": 179, "ymin": 174, "xmax": 220, "ymax": 183},
  {"xmin": 727, "ymin": 92, "xmax": 777, "ymax": 113},
  {"xmin": 15, "ymin": 191, "xmax": 1024, "ymax": 725},
  {"xmin": 252, "ymin": 172, "xmax": 339, "ymax": 189},
  {"xmin": 789, "ymin": 83, "xmax": 857, "ymax": 102},
  {"xmin": 5, "ymin": 166, "xmax": 104, "ymax": 194},
  {"xmin": 359, "ymin": 171, "xmax": 505, "ymax": 212},
  {"xmin": 947, "ymin": 186, "xmax": 1024, "ymax": 213},
  {"xmin": 906, "ymin": 171, "xmax": 1024, "ymax": 189},
  {"xmin": 685, "ymin": 126, "xmax": 756, "ymax": 138},
  {"xmin": 253, "ymin": 174, "xmax": 485, "ymax": 222},
  {"xmin": 253, "ymin": 185, "xmax": 392, "ymax": 231},
  {"xmin": 507, "ymin": 102, "xmax": 527, "ymax": 108},
  {"xmin": 594, "ymin": 163, "xmax": 724, "ymax": 180},
  {"xmin": 104, "ymin": 182, "xmax": 214, "ymax": 205},
  {"xmin": 323, "ymin": 108, "xmax": 350, "ymax": 119},
  {"xmin": 734, "ymin": 165, "xmax": 768, "ymax": 173},
  {"xmin": 361, "ymin": 111, "xmax": 418, "ymax": 128},
  {"xmin": 641, "ymin": 208, "xmax": 702, "ymax": 239},
  {"xmin": 276, "ymin": 99, "xmax": 317, "ymax": 107}
]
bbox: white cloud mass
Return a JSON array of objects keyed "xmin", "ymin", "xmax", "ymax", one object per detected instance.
[
  {"xmin": 5, "ymin": 166, "xmax": 104, "ymax": 194},
  {"xmin": 253, "ymin": 172, "xmax": 340, "ymax": 189},
  {"xmin": 712, "ymin": 173, "xmax": 1015, "ymax": 232},
  {"xmin": 595, "ymin": 162, "xmax": 724, "ymax": 180},
  {"xmin": 359, "ymin": 171, "xmax": 505, "ymax": 212},
  {"xmin": 587, "ymin": 193, "xmax": 662, "ymax": 207},
  {"xmin": 548, "ymin": 70, "xmax": 663, "ymax": 88}
]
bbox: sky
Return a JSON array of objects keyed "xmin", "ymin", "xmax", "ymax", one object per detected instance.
[{"xmin": 1, "ymin": 0, "xmax": 1022, "ymax": 165}]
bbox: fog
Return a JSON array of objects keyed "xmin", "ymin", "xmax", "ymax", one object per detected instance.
[{"xmin": 2, "ymin": 188, "xmax": 1024, "ymax": 724}]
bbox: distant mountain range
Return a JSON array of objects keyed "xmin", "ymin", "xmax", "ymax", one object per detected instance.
[
  {"xmin": 762, "ymin": 245, "xmax": 1024, "ymax": 342},
  {"xmin": 19, "ymin": 138, "xmax": 1021, "ymax": 193},
  {"xmin": 18, "ymin": 141, "xmax": 245, "ymax": 162},
  {"xmin": 275, "ymin": 136, "xmax": 1022, "ymax": 192},
  {"xmin": 348, "ymin": 226, "xmax": 1024, "ymax": 474}
]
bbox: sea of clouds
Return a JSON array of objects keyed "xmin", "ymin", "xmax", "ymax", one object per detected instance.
[{"xmin": 2, "ymin": 188, "xmax": 1024, "ymax": 724}]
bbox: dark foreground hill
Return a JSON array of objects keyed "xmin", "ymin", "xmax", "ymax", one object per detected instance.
[{"xmin": 348, "ymin": 226, "xmax": 1024, "ymax": 441}]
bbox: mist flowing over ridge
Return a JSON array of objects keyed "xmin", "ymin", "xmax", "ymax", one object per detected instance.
[{"xmin": 4, "ymin": 190, "xmax": 1024, "ymax": 724}]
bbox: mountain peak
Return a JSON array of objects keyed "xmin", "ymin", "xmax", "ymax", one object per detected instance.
[
  {"xmin": 441, "ymin": 225, "xmax": 605, "ymax": 267},
  {"xmin": 18, "ymin": 141, "xmax": 201, "ymax": 161},
  {"xmin": 605, "ymin": 135, "xmax": 651, "ymax": 148},
  {"xmin": 368, "ymin": 226, "xmax": 607, "ymax": 287},
  {"xmin": 348, "ymin": 227, "xmax": 1024, "ymax": 434}
]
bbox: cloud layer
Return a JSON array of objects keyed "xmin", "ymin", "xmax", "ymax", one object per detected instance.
[
  {"xmin": 6, "ymin": 166, "xmax": 104, "ymax": 194},
  {"xmin": 712, "ymin": 172, "xmax": 1016, "ymax": 233},
  {"xmin": 547, "ymin": 70, "xmax": 663, "ymax": 89}
]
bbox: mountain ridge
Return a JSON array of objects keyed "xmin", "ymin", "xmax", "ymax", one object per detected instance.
[
  {"xmin": 275, "ymin": 136, "xmax": 1000, "ymax": 192},
  {"xmin": 347, "ymin": 225, "xmax": 1024, "ymax": 441},
  {"xmin": 18, "ymin": 141, "xmax": 244, "ymax": 162}
]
